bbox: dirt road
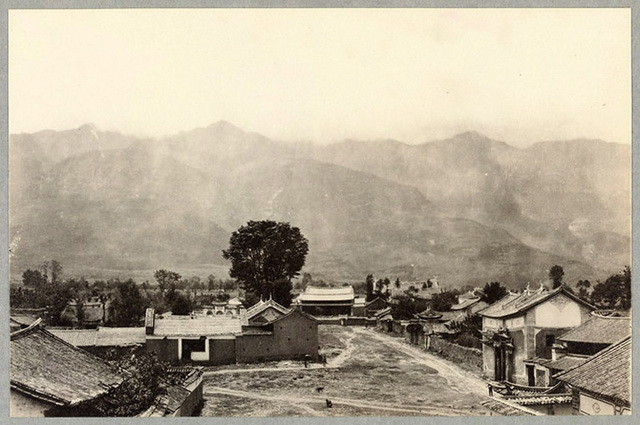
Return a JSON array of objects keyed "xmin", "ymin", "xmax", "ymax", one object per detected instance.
[
  {"xmin": 361, "ymin": 328, "xmax": 488, "ymax": 396},
  {"xmin": 200, "ymin": 325, "xmax": 490, "ymax": 417}
]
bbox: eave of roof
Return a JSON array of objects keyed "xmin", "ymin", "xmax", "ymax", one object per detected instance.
[
  {"xmin": 554, "ymin": 336, "xmax": 631, "ymax": 404},
  {"xmin": 10, "ymin": 320, "xmax": 123, "ymax": 406},
  {"xmin": 246, "ymin": 298, "xmax": 290, "ymax": 319},
  {"xmin": 558, "ymin": 314, "xmax": 630, "ymax": 344},
  {"xmin": 479, "ymin": 286, "xmax": 594, "ymax": 319}
]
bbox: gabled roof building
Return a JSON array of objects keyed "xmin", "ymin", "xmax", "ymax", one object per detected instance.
[
  {"xmin": 450, "ymin": 295, "xmax": 489, "ymax": 315},
  {"xmin": 554, "ymin": 336, "xmax": 631, "ymax": 415},
  {"xmin": 10, "ymin": 320, "xmax": 124, "ymax": 417},
  {"xmin": 60, "ymin": 299, "xmax": 110, "ymax": 328},
  {"xmin": 296, "ymin": 286, "xmax": 355, "ymax": 316},
  {"xmin": 145, "ymin": 302, "xmax": 319, "ymax": 365},
  {"xmin": 246, "ymin": 298, "xmax": 290, "ymax": 323},
  {"xmin": 479, "ymin": 285, "xmax": 593, "ymax": 386}
]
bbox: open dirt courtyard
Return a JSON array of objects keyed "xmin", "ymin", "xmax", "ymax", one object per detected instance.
[{"xmin": 200, "ymin": 325, "xmax": 492, "ymax": 417}]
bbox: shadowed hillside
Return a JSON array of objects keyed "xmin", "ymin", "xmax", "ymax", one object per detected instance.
[{"xmin": 9, "ymin": 122, "xmax": 628, "ymax": 288}]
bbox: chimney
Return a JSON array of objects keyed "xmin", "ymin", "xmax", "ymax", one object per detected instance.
[
  {"xmin": 552, "ymin": 343, "xmax": 566, "ymax": 361},
  {"xmin": 145, "ymin": 308, "xmax": 155, "ymax": 335}
]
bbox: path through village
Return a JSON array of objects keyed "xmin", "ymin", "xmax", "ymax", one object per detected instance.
[{"xmin": 200, "ymin": 326, "xmax": 491, "ymax": 417}]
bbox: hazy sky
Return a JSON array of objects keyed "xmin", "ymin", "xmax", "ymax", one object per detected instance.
[{"xmin": 9, "ymin": 8, "xmax": 631, "ymax": 146}]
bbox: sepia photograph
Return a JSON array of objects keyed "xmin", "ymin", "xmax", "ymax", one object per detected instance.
[{"xmin": 6, "ymin": 6, "xmax": 633, "ymax": 418}]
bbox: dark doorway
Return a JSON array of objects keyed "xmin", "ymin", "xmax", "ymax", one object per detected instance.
[
  {"xmin": 182, "ymin": 337, "xmax": 206, "ymax": 361},
  {"xmin": 527, "ymin": 365, "xmax": 535, "ymax": 386},
  {"xmin": 494, "ymin": 347, "xmax": 506, "ymax": 381}
]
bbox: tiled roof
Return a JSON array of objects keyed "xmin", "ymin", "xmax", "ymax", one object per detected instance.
[
  {"xmin": 503, "ymin": 395, "xmax": 573, "ymax": 406},
  {"xmin": 246, "ymin": 298, "xmax": 290, "ymax": 320},
  {"xmin": 10, "ymin": 320, "xmax": 123, "ymax": 406},
  {"xmin": 153, "ymin": 315, "xmax": 246, "ymax": 337},
  {"xmin": 496, "ymin": 381, "xmax": 567, "ymax": 397},
  {"xmin": 478, "ymin": 286, "xmax": 593, "ymax": 319},
  {"xmin": 279, "ymin": 307, "xmax": 320, "ymax": 323},
  {"xmin": 164, "ymin": 385, "xmax": 191, "ymax": 413},
  {"xmin": 166, "ymin": 366, "xmax": 204, "ymax": 388},
  {"xmin": 374, "ymin": 307, "xmax": 392, "ymax": 318},
  {"xmin": 61, "ymin": 302, "xmax": 105, "ymax": 323},
  {"xmin": 364, "ymin": 297, "xmax": 387, "ymax": 308},
  {"xmin": 544, "ymin": 355, "xmax": 587, "ymax": 371},
  {"xmin": 142, "ymin": 367, "xmax": 203, "ymax": 417},
  {"xmin": 481, "ymin": 399, "xmax": 541, "ymax": 416},
  {"xmin": 558, "ymin": 314, "xmax": 630, "ymax": 344},
  {"xmin": 298, "ymin": 286, "xmax": 355, "ymax": 302},
  {"xmin": 49, "ymin": 327, "xmax": 146, "ymax": 347},
  {"xmin": 96, "ymin": 327, "xmax": 146, "ymax": 346},
  {"xmin": 48, "ymin": 329, "xmax": 98, "ymax": 347},
  {"xmin": 439, "ymin": 311, "xmax": 466, "ymax": 322},
  {"xmin": 10, "ymin": 315, "xmax": 38, "ymax": 327},
  {"xmin": 416, "ymin": 308, "xmax": 442, "ymax": 320},
  {"xmin": 451, "ymin": 297, "xmax": 482, "ymax": 311},
  {"xmin": 554, "ymin": 336, "xmax": 631, "ymax": 405}
]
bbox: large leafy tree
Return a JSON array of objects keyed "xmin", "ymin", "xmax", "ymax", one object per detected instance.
[
  {"xmin": 549, "ymin": 265, "xmax": 565, "ymax": 289},
  {"xmin": 46, "ymin": 283, "xmax": 73, "ymax": 326},
  {"xmin": 365, "ymin": 274, "xmax": 375, "ymax": 301},
  {"xmin": 170, "ymin": 293, "xmax": 193, "ymax": 315},
  {"xmin": 390, "ymin": 294, "xmax": 429, "ymax": 320},
  {"xmin": 481, "ymin": 281, "xmax": 508, "ymax": 304},
  {"xmin": 22, "ymin": 269, "xmax": 48, "ymax": 306},
  {"xmin": 153, "ymin": 269, "xmax": 181, "ymax": 296},
  {"xmin": 110, "ymin": 279, "xmax": 147, "ymax": 326},
  {"xmin": 88, "ymin": 352, "xmax": 183, "ymax": 417},
  {"xmin": 576, "ymin": 279, "xmax": 591, "ymax": 301},
  {"xmin": 431, "ymin": 291, "xmax": 458, "ymax": 311},
  {"xmin": 590, "ymin": 266, "xmax": 631, "ymax": 310},
  {"xmin": 223, "ymin": 220, "xmax": 308, "ymax": 303}
]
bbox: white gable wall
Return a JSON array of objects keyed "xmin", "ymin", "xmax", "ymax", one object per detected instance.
[{"xmin": 534, "ymin": 294, "xmax": 583, "ymax": 328}]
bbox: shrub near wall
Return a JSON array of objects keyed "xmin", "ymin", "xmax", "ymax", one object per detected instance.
[{"xmin": 427, "ymin": 335, "xmax": 483, "ymax": 373}]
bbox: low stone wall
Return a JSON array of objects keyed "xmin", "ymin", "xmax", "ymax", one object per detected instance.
[
  {"xmin": 315, "ymin": 316, "xmax": 373, "ymax": 326},
  {"xmin": 427, "ymin": 335, "xmax": 483, "ymax": 372}
]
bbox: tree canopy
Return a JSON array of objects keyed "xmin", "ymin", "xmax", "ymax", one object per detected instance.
[
  {"xmin": 431, "ymin": 291, "xmax": 458, "ymax": 311},
  {"xmin": 154, "ymin": 269, "xmax": 181, "ymax": 295},
  {"xmin": 170, "ymin": 293, "xmax": 194, "ymax": 315},
  {"xmin": 390, "ymin": 294, "xmax": 429, "ymax": 320},
  {"xmin": 590, "ymin": 266, "xmax": 631, "ymax": 310},
  {"xmin": 110, "ymin": 279, "xmax": 147, "ymax": 326},
  {"xmin": 222, "ymin": 220, "xmax": 308, "ymax": 303},
  {"xmin": 549, "ymin": 265, "xmax": 564, "ymax": 289},
  {"xmin": 480, "ymin": 281, "xmax": 508, "ymax": 304},
  {"xmin": 365, "ymin": 274, "xmax": 375, "ymax": 302}
]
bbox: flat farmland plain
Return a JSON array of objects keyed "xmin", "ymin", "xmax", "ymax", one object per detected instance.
[{"xmin": 200, "ymin": 325, "xmax": 491, "ymax": 417}]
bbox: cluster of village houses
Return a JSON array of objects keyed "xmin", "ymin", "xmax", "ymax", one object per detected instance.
[{"xmin": 9, "ymin": 282, "xmax": 631, "ymax": 417}]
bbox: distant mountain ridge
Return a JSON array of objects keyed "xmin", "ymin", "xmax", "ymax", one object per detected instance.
[{"xmin": 9, "ymin": 122, "xmax": 630, "ymax": 288}]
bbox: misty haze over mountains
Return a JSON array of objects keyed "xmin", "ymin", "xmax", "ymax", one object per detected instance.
[{"xmin": 9, "ymin": 121, "xmax": 630, "ymax": 288}]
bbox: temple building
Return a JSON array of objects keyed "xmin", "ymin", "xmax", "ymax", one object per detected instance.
[
  {"xmin": 479, "ymin": 285, "xmax": 593, "ymax": 385},
  {"xmin": 295, "ymin": 286, "xmax": 355, "ymax": 316}
]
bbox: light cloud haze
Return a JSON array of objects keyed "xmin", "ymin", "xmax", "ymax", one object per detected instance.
[{"xmin": 9, "ymin": 8, "xmax": 631, "ymax": 146}]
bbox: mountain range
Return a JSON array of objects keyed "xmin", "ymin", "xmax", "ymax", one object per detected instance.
[{"xmin": 9, "ymin": 121, "xmax": 631, "ymax": 288}]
